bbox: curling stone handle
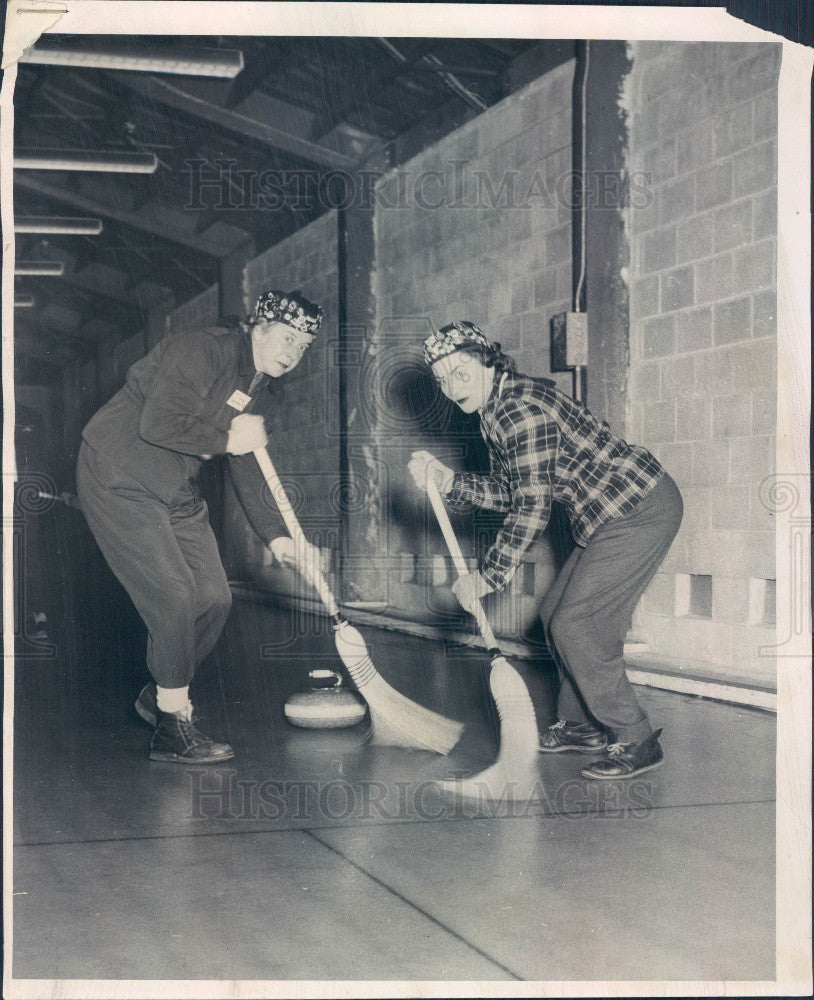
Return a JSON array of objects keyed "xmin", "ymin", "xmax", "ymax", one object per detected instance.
[
  {"xmin": 426, "ymin": 478, "xmax": 499, "ymax": 651},
  {"xmin": 253, "ymin": 448, "xmax": 340, "ymax": 617},
  {"xmin": 308, "ymin": 669, "xmax": 342, "ymax": 689}
]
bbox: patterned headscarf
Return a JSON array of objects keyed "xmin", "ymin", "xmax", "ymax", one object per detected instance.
[
  {"xmin": 422, "ymin": 321, "xmax": 491, "ymax": 366},
  {"xmin": 251, "ymin": 290, "xmax": 323, "ymax": 334}
]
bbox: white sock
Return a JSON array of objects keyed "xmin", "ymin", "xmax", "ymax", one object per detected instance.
[{"xmin": 156, "ymin": 685, "xmax": 191, "ymax": 716}]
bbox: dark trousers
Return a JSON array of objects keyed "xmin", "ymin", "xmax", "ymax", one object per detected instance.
[
  {"xmin": 76, "ymin": 442, "xmax": 232, "ymax": 689},
  {"xmin": 539, "ymin": 474, "xmax": 683, "ymax": 743}
]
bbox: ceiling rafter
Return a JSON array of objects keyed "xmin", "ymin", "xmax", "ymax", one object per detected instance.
[
  {"xmin": 12, "ymin": 34, "xmax": 542, "ymax": 370},
  {"xmin": 15, "ymin": 173, "xmax": 229, "ymax": 257},
  {"xmin": 15, "ymin": 218, "xmax": 216, "ymax": 289},
  {"xmin": 110, "ymin": 73, "xmax": 358, "ymax": 170},
  {"xmin": 22, "ymin": 275, "xmax": 140, "ymax": 329},
  {"xmin": 51, "ymin": 269, "xmax": 138, "ymax": 309},
  {"xmin": 15, "ymin": 316, "xmax": 98, "ymax": 358},
  {"xmin": 222, "ymin": 40, "xmax": 280, "ymax": 110},
  {"xmin": 305, "ymin": 39, "xmax": 438, "ymax": 138}
]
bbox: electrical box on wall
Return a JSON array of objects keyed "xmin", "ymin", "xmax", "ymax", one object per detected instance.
[{"xmin": 550, "ymin": 311, "xmax": 588, "ymax": 370}]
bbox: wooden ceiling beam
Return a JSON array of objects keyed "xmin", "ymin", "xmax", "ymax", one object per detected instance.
[
  {"xmin": 110, "ymin": 73, "xmax": 357, "ymax": 170},
  {"xmin": 51, "ymin": 270, "xmax": 137, "ymax": 309},
  {"xmin": 23, "ymin": 276, "xmax": 139, "ymax": 330},
  {"xmin": 310, "ymin": 39, "xmax": 437, "ymax": 139},
  {"xmin": 14, "ymin": 174, "xmax": 226, "ymax": 257},
  {"xmin": 15, "ymin": 318, "xmax": 97, "ymax": 362}
]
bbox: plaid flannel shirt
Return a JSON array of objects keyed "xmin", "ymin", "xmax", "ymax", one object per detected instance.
[{"xmin": 446, "ymin": 372, "xmax": 665, "ymax": 591}]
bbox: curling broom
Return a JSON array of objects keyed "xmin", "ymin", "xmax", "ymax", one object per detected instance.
[
  {"xmin": 253, "ymin": 448, "xmax": 463, "ymax": 754},
  {"xmin": 426, "ymin": 477, "xmax": 539, "ymax": 798}
]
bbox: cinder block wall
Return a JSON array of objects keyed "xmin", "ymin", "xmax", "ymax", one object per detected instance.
[
  {"xmin": 377, "ymin": 60, "xmax": 575, "ymax": 380},
  {"xmin": 626, "ymin": 42, "xmax": 779, "ymax": 686},
  {"xmin": 367, "ymin": 60, "xmax": 577, "ymax": 635},
  {"xmin": 221, "ymin": 211, "xmax": 341, "ymax": 595}
]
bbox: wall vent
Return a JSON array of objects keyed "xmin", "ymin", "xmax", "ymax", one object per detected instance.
[
  {"xmin": 676, "ymin": 573, "xmax": 713, "ymax": 618},
  {"xmin": 749, "ymin": 578, "xmax": 776, "ymax": 626}
]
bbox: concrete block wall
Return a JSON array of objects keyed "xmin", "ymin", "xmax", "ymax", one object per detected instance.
[
  {"xmin": 376, "ymin": 61, "xmax": 575, "ymax": 380},
  {"xmin": 368, "ymin": 61, "xmax": 576, "ymax": 635},
  {"xmin": 222, "ymin": 212, "xmax": 341, "ymax": 594},
  {"xmin": 626, "ymin": 42, "xmax": 779, "ymax": 686}
]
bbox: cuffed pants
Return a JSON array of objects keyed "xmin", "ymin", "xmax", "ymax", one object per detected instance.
[
  {"xmin": 76, "ymin": 442, "xmax": 232, "ymax": 689},
  {"xmin": 539, "ymin": 474, "xmax": 683, "ymax": 743}
]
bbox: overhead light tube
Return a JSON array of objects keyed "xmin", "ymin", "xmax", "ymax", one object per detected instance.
[
  {"xmin": 21, "ymin": 41, "xmax": 244, "ymax": 78},
  {"xmin": 15, "ymin": 260, "xmax": 65, "ymax": 276},
  {"xmin": 15, "ymin": 295, "xmax": 36, "ymax": 308},
  {"xmin": 14, "ymin": 149, "xmax": 158, "ymax": 173},
  {"xmin": 15, "ymin": 216, "xmax": 104, "ymax": 235}
]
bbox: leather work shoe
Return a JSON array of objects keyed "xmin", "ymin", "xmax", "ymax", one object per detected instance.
[
  {"xmin": 580, "ymin": 729, "xmax": 664, "ymax": 780},
  {"xmin": 539, "ymin": 719, "xmax": 608, "ymax": 754},
  {"xmin": 150, "ymin": 708, "xmax": 234, "ymax": 764},
  {"xmin": 135, "ymin": 683, "xmax": 157, "ymax": 727}
]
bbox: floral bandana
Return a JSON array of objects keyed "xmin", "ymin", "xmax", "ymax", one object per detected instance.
[
  {"xmin": 422, "ymin": 321, "xmax": 491, "ymax": 366},
  {"xmin": 251, "ymin": 290, "xmax": 323, "ymax": 334}
]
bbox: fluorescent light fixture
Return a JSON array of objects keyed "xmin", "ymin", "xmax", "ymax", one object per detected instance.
[
  {"xmin": 21, "ymin": 41, "xmax": 244, "ymax": 78},
  {"xmin": 15, "ymin": 295, "xmax": 36, "ymax": 308},
  {"xmin": 15, "ymin": 216, "xmax": 104, "ymax": 235},
  {"xmin": 15, "ymin": 260, "xmax": 65, "ymax": 276},
  {"xmin": 15, "ymin": 149, "xmax": 158, "ymax": 173}
]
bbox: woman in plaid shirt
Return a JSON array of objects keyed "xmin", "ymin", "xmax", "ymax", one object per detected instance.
[{"xmin": 408, "ymin": 321, "xmax": 683, "ymax": 780}]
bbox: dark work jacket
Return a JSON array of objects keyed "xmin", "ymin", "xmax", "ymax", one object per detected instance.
[{"xmin": 82, "ymin": 325, "xmax": 285, "ymax": 543}]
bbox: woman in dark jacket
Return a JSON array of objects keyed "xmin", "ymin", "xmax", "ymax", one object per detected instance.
[{"xmin": 77, "ymin": 290, "xmax": 323, "ymax": 763}]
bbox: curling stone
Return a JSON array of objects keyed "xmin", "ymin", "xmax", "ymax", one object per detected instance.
[{"xmin": 284, "ymin": 669, "xmax": 367, "ymax": 730}]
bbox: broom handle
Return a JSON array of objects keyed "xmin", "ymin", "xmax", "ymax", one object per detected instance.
[
  {"xmin": 253, "ymin": 448, "xmax": 340, "ymax": 618},
  {"xmin": 426, "ymin": 479, "xmax": 500, "ymax": 652}
]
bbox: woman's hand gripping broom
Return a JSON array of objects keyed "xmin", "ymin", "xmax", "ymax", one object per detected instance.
[
  {"xmin": 253, "ymin": 448, "xmax": 463, "ymax": 754},
  {"xmin": 426, "ymin": 478, "xmax": 539, "ymax": 798}
]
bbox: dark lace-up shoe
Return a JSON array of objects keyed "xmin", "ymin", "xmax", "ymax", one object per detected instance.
[
  {"xmin": 580, "ymin": 729, "xmax": 663, "ymax": 780},
  {"xmin": 150, "ymin": 708, "xmax": 234, "ymax": 764},
  {"xmin": 539, "ymin": 719, "xmax": 608, "ymax": 754},
  {"xmin": 135, "ymin": 683, "xmax": 157, "ymax": 727}
]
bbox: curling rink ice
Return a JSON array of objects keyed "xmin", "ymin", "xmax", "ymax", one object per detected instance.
[{"xmin": 14, "ymin": 594, "xmax": 775, "ymax": 982}]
